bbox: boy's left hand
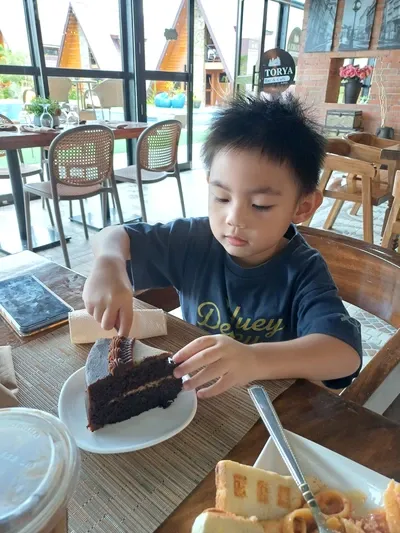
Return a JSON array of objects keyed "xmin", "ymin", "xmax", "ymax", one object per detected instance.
[{"xmin": 172, "ymin": 335, "xmax": 256, "ymax": 399}]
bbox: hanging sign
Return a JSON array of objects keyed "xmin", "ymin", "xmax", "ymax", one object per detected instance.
[
  {"xmin": 261, "ymin": 48, "xmax": 296, "ymax": 93},
  {"xmin": 287, "ymin": 28, "xmax": 301, "ymax": 58},
  {"xmin": 164, "ymin": 28, "xmax": 178, "ymax": 40}
]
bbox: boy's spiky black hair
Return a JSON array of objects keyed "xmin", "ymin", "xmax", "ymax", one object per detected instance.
[{"xmin": 201, "ymin": 94, "xmax": 325, "ymax": 194}]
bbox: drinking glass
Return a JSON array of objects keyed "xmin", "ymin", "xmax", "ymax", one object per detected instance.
[
  {"xmin": 59, "ymin": 103, "xmax": 70, "ymax": 125},
  {"xmin": 40, "ymin": 104, "xmax": 53, "ymax": 128},
  {"xmin": 66, "ymin": 108, "xmax": 79, "ymax": 128}
]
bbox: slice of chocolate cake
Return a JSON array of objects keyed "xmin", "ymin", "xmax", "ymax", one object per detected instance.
[{"xmin": 85, "ymin": 336, "xmax": 182, "ymax": 431}]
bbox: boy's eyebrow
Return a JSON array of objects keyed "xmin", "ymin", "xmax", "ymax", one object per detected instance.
[{"xmin": 210, "ymin": 180, "xmax": 282, "ymax": 196}]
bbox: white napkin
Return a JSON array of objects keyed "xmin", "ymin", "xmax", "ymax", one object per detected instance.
[
  {"xmin": 0, "ymin": 346, "xmax": 19, "ymax": 407},
  {"xmin": 20, "ymin": 124, "xmax": 58, "ymax": 133},
  {"xmin": 0, "ymin": 124, "xmax": 17, "ymax": 132},
  {"xmin": 69, "ymin": 308, "xmax": 167, "ymax": 344},
  {"xmin": 106, "ymin": 122, "xmax": 129, "ymax": 129}
]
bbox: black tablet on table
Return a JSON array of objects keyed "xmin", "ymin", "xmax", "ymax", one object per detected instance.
[{"xmin": 0, "ymin": 274, "xmax": 73, "ymax": 337}]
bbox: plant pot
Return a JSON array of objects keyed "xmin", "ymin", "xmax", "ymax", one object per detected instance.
[
  {"xmin": 376, "ymin": 126, "xmax": 395, "ymax": 139},
  {"xmin": 344, "ymin": 79, "xmax": 362, "ymax": 104},
  {"xmin": 33, "ymin": 115, "xmax": 60, "ymax": 127},
  {"xmin": 193, "ymin": 100, "xmax": 201, "ymax": 109}
]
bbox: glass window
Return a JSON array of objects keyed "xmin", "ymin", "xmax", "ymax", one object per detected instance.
[
  {"xmin": 48, "ymin": 76, "xmax": 125, "ymax": 120},
  {"xmin": 264, "ymin": 1, "xmax": 281, "ymax": 52},
  {"xmin": 0, "ymin": 74, "xmax": 39, "ymax": 194},
  {"xmin": 239, "ymin": 0, "xmax": 265, "ymax": 77},
  {"xmin": 143, "ymin": 0, "xmax": 188, "ymax": 72},
  {"xmin": 146, "ymin": 79, "xmax": 189, "ymax": 164},
  {"xmin": 0, "ymin": 74, "xmax": 35, "ymax": 120},
  {"xmin": 285, "ymin": 6, "xmax": 304, "ymax": 66},
  {"xmin": 0, "ymin": 0, "xmax": 31, "ymax": 65},
  {"xmin": 37, "ymin": 0, "xmax": 122, "ymax": 70}
]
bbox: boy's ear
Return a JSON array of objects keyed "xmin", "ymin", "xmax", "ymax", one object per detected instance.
[{"xmin": 292, "ymin": 190, "xmax": 322, "ymax": 224}]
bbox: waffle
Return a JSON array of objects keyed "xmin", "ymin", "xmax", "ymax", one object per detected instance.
[
  {"xmin": 191, "ymin": 509, "xmax": 265, "ymax": 533},
  {"xmin": 215, "ymin": 460, "xmax": 322, "ymax": 520},
  {"xmin": 191, "ymin": 508, "xmax": 282, "ymax": 533}
]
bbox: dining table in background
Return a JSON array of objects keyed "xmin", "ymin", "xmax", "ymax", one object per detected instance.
[
  {"xmin": 1, "ymin": 250, "xmax": 400, "ymax": 533},
  {"xmin": 0, "ymin": 121, "xmax": 148, "ymax": 255}
]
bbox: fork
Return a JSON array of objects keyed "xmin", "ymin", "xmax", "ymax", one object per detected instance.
[{"xmin": 248, "ymin": 385, "xmax": 334, "ymax": 533}]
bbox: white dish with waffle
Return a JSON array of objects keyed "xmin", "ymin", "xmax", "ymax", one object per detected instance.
[
  {"xmin": 255, "ymin": 431, "xmax": 389, "ymax": 510},
  {"xmin": 192, "ymin": 431, "xmax": 399, "ymax": 532}
]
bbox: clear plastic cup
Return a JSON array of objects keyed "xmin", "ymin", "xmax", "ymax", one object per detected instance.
[{"xmin": 0, "ymin": 408, "xmax": 80, "ymax": 533}]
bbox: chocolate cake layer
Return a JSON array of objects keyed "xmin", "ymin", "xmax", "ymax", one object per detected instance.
[
  {"xmin": 85, "ymin": 337, "xmax": 183, "ymax": 432},
  {"xmin": 88, "ymin": 378, "xmax": 182, "ymax": 431}
]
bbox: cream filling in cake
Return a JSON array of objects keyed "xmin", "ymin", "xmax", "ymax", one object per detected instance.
[{"xmin": 108, "ymin": 375, "xmax": 176, "ymax": 404}]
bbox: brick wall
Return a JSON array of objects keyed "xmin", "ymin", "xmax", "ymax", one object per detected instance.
[{"xmin": 296, "ymin": 0, "xmax": 400, "ymax": 138}]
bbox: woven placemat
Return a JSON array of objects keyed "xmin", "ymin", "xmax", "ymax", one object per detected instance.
[{"xmin": 12, "ymin": 329, "xmax": 294, "ymax": 533}]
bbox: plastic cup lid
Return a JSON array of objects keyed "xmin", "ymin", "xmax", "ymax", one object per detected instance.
[{"xmin": 0, "ymin": 408, "xmax": 80, "ymax": 533}]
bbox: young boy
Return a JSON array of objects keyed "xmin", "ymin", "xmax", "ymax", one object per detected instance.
[{"xmin": 83, "ymin": 95, "xmax": 362, "ymax": 399}]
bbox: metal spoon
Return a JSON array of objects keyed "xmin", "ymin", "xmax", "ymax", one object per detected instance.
[{"xmin": 248, "ymin": 385, "xmax": 334, "ymax": 533}]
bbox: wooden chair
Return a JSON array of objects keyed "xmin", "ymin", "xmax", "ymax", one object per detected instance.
[
  {"xmin": 346, "ymin": 131, "xmax": 400, "ymax": 152},
  {"xmin": 304, "ymin": 138, "xmax": 392, "ymax": 243},
  {"xmin": 382, "ymin": 170, "xmax": 400, "ymax": 251},
  {"xmin": 23, "ymin": 125, "xmax": 124, "ymax": 268},
  {"xmin": 345, "ymin": 132, "xmax": 400, "ymax": 221},
  {"xmin": 135, "ymin": 226, "xmax": 400, "ymax": 414},
  {"xmin": 114, "ymin": 120, "xmax": 186, "ymax": 222}
]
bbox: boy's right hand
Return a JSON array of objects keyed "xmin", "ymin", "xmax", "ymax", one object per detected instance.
[{"xmin": 82, "ymin": 256, "xmax": 133, "ymax": 336}]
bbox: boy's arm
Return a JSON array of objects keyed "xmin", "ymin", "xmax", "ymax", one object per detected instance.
[
  {"xmin": 83, "ymin": 226, "xmax": 133, "ymax": 335},
  {"xmin": 173, "ymin": 333, "xmax": 360, "ymax": 398},
  {"xmin": 290, "ymin": 254, "xmax": 363, "ymax": 389},
  {"xmin": 92, "ymin": 226, "xmax": 130, "ymax": 262},
  {"xmin": 84, "ymin": 220, "xmax": 194, "ymax": 334},
  {"xmin": 248, "ymin": 334, "xmax": 360, "ymax": 381}
]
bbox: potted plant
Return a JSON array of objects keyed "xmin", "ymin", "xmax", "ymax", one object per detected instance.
[
  {"xmin": 339, "ymin": 65, "xmax": 373, "ymax": 104},
  {"xmin": 25, "ymin": 96, "xmax": 62, "ymax": 126}
]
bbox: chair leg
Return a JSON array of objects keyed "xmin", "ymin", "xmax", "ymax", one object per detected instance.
[
  {"xmin": 39, "ymin": 170, "xmax": 46, "ymax": 209},
  {"xmin": 382, "ymin": 199, "xmax": 393, "ymax": 237},
  {"xmin": 382, "ymin": 197, "xmax": 400, "ymax": 248},
  {"xmin": 45, "ymin": 199, "xmax": 55, "ymax": 227},
  {"xmin": 175, "ymin": 167, "xmax": 186, "ymax": 218},
  {"xmin": 23, "ymin": 191, "xmax": 33, "ymax": 251},
  {"xmin": 137, "ymin": 181, "xmax": 147, "ymax": 223},
  {"xmin": 101, "ymin": 193, "xmax": 108, "ymax": 228},
  {"xmin": 52, "ymin": 198, "xmax": 71, "ymax": 268},
  {"xmin": 110, "ymin": 178, "xmax": 124, "ymax": 224},
  {"xmin": 323, "ymin": 199, "xmax": 344, "ymax": 230},
  {"xmin": 350, "ymin": 202, "xmax": 361, "ymax": 216},
  {"xmin": 361, "ymin": 177, "xmax": 373, "ymax": 244},
  {"xmin": 79, "ymin": 199, "xmax": 89, "ymax": 239},
  {"xmin": 37, "ymin": 163, "xmax": 55, "ymax": 225},
  {"xmin": 69, "ymin": 201, "xmax": 73, "ymax": 218},
  {"xmin": 392, "ymin": 234, "xmax": 399, "ymax": 251},
  {"xmin": 303, "ymin": 168, "xmax": 332, "ymax": 227}
]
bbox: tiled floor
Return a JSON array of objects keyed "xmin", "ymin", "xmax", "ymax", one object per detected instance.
[{"xmin": 0, "ymin": 168, "xmax": 399, "ymax": 420}]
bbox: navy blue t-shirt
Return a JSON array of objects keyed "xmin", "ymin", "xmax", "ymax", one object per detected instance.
[{"xmin": 125, "ymin": 218, "xmax": 362, "ymax": 388}]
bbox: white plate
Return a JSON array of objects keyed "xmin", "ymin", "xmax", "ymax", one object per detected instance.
[
  {"xmin": 58, "ymin": 367, "xmax": 197, "ymax": 454},
  {"xmin": 254, "ymin": 430, "xmax": 390, "ymax": 510}
]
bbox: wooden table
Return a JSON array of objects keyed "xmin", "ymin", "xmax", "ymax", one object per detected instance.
[
  {"xmin": 1, "ymin": 252, "xmax": 400, "ymax": 533},
  {"xmin": 0, "ymin": 122, "xmax": 148, "ymax": 255}
]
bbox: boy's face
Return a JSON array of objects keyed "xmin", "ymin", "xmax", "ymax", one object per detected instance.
[{"xmin": 208, "ymin": 149, "xmax": 321, "ymax": 267}]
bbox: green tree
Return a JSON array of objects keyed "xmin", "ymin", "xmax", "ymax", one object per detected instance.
[{"xmin": 0, "ymin": 45, "xmax": 31, "ymax": 99}]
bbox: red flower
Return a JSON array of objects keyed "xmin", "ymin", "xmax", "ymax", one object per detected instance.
[{"xmin": 339, "ymin": 64, "xmax": 373, "ymax": 80}]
